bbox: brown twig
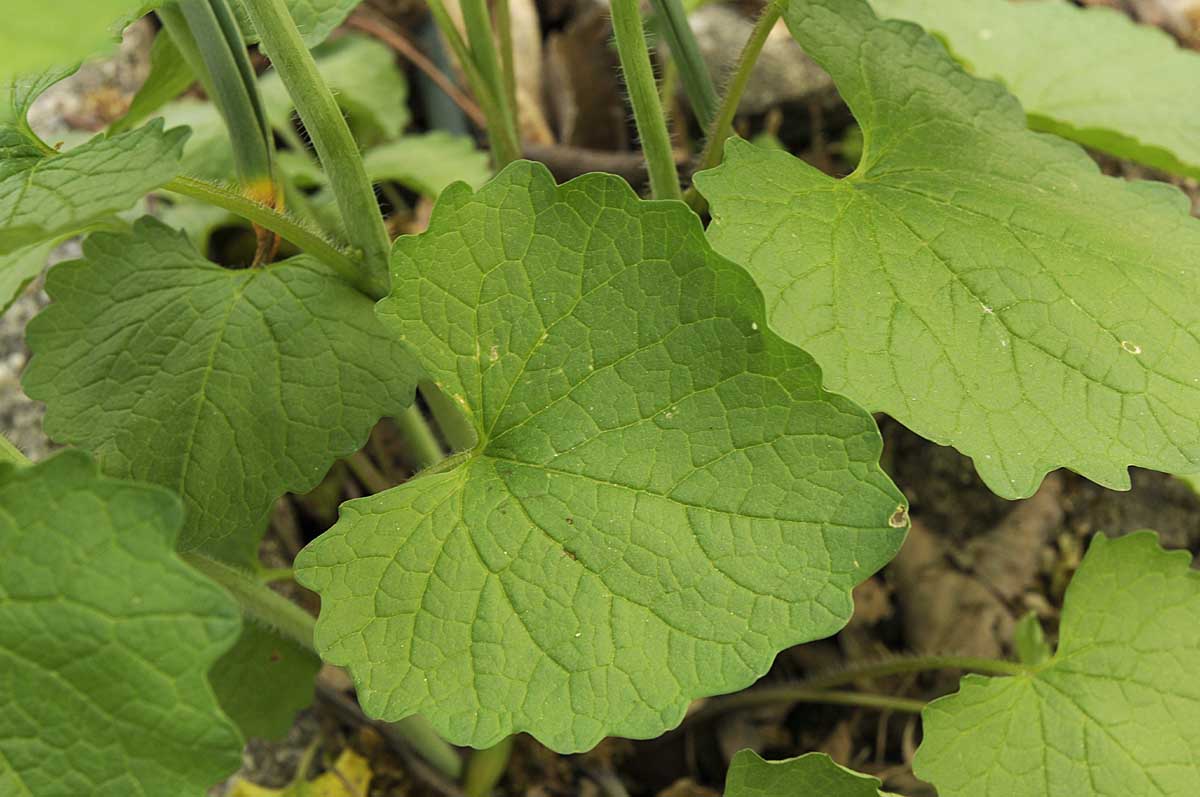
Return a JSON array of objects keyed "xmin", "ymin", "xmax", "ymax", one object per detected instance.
[{"xmin": 348, "ymin": 8, "xmax": 488, "ymax": 130}]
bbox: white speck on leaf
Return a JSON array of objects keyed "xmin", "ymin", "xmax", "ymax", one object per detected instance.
[
  {"xmin": 489, "ymin": 344, "xmax": 499, "ymax": 362},
  {"xmin": 1121, "ymin": 340, "xmax": 1142, "ymax": 355}
]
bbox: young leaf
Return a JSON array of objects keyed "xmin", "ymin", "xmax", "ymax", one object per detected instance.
[
  {"xmin": 258, "ymin": 34, "xmax": 410, "ymax": 144},
  {"xmin": 0, "ymin": 451, "xmax": 243, "ymax": 795},
  {"xmin": 871, "ymin": 0, "xmax": 1200, "ymax": 179},
  {"xmin": 362, "ymin": 132, "xmax": 493, "ymax": 197},
  {"xmin": 23, "ymin": 218, "xmax": 421, "ymax": 549},
  {"xmin": 295, "ymin": 162, "xmax": 907, "ymax": 753},
  {"xmin": 724, "ymin": 750, "xmax": 891, "ymax": 796},
  {"xmin": 915, "ymin": 532, "xmax": 1200, "ymax": 796},
  {"xmin": 0, "ymin": 120, "xmax": 187, "ymax": 255},
  {"xmin": 695, "ymin": 0, "xmax": 1200, "ymax": 498}
]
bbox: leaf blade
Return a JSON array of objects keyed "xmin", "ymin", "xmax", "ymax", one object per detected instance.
[
  {"xmin": 296, "ymin": 161, "xmax": 907, "ymax": 753},
  {"xmin": 695, "ymin": 0, "xmax": 1200, "ymax": 497}
]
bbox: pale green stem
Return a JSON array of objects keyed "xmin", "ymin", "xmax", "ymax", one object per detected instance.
[
  {"xmin": 238, "ymin": 0, "xmax": 392, "ymax": 294},
  {"xmin": 495, "ymin": 0, "xmax": 518, "ymax": 119},
  {"xmin": 396, "ymin": 402, "xmax": 446, "ymax": 471},
  {"xmin": 181, "ymin": 552, "xmax": 317, "ymax": 650},
  {"xmin": 684, "ymin": 0, "xmax": 782, "ymax": 210},
  {"xmin": 463, "ymin": 735, "xmax": 515, "ymax": 797},
  {"xmin": 610, "ymin": 0, "xmax": 681, "ymax": 199},
  {"xmin": 163, "ymin": 176, "xmax": 367, "ymax": 292},
  {"xmin": 459, "ymin": 0, "xmax": 522, "ymax": 165},
  {"xmin": 174, "ymin": 0, "xmax": 274, "ymax": 186},
  {"xmin": 345, "ymin": 450, "xmax": 394, "ymax": 494},
  {"xmin": 650, "ymin": 0, "xmax": 717, "ymax": 127}
]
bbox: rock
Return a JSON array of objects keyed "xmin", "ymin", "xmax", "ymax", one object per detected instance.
[{"xmin": 688, "ymin": 4, "xmax": 836, "ymax": 115}]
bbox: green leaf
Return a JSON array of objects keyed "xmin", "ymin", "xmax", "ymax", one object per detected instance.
[
  {"xmin": 695, "ymin": 0, "xmax": 1200, "ymax": 498},
  {"xmin": 0, "ymin": 1, "xmax": 151, "ymax": 79},
  {"xmin": 210, "ymin": 623, "xmax": 320, "ymax": 741},
  {"xmin": 294, "ymin": 161, "xmax": 907, "ymax": 753},
  {"xmin": 109, "ymin": 29, "xmax": 195, "ymax": 135},
  {"xmin": 231, "ymin": 0, "xmax": 363, "ymax": 49},
  {"xmin": 0, "ymin": 450, "xmax": 243, "ymax": 795},
  {"xmin": 0, "ymin": 119, "xmax": 187, "ymax": 255},
  {"xmin": 915, "ymin": 532, "xmax": 1200, "ymax": 796},
  {"xmin": 871, "ymin": 0, "xmax": 1200, "ymax": 179},
  {"xmin": 259, "ymin": 33, "xmax": 409, "ymax": 143},
  {"xmin": 362, "ymin": 132, "xmax": 493, "ymax": 197},
  {"xmin": 22, "ymin": 217, "xmax": 420, "ymax": 549},
  {"xmin": 724, "ymin": 750, "xmax": 890, "ymax": 796}
]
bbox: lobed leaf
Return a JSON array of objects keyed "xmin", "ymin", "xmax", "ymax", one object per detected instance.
[
  {"xmin": 871, "ymin": 0, "xmax": 1200, "ymax": 179},
  {"xmin": 295, "ymin": 161, "xmax": 907, "ymax": 753},
  {"xmin": 915, "ymin": 532, "xmax": 1200, "ymax": 795},
  {"xmin": 209, "ymin": 624, "xmax": 320, "ymax": 741},
  {"xmin": 695, "ymin": 0, "xmax": 1200, "ymax": 498},
  {"xmin": 0, "ymin": 1, "xmax": 150, "ymax": 79},
  {"xmin": 724, "ymin": 750, "xmax": 892, "ymax": 796},
  {"xmin": 23, "ymin": 217, "xmax": 420, "ymax": 549},
  {"xmin": 0, "ymin": 451, "xmax": 243, "ymax": 795},
  {"xmin": 231, "ymin": 0, "xmax": 364, "ymax": 50}
]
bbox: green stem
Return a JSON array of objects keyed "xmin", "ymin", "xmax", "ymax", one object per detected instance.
[
  {"xmin": 164, "ymin": 176, "xmax": 370, "ymax": 294},
  {"xmin": 610, "ymin": 0, "xmax": 681, "ymax": 200},
  {"xmin": 238, "ymin": 0, "xmax": 392, "ymax": 294},
  {"xmin": 463, "ymin": 735, "xmax": 515, "ymax": 797},
  {"xmin": 175, "ymin": 0, "xmax": 274, "ymax": 187},
  {"xmin": 257, "ymin": 567, "xmax": 295, "ymax": 583},
  {"xmin": 181, "ymin": 552, "xmax": 316, "ymax": 650},
  {"xmin": 494, "ymin": 0, "xmax": 518, "ymax": 122},
  {"xmin": 650, "ymin": 0, "xmax": 717, "ymax": 127},
  {"xmin": 395, "ymin": 403, "xmax": 446, "ymax": 471},
  {"xmin": 800, "ymin": 654, "xmax": 1029, "ymax": 691},
  {"xmin": 684, "ymin": 0, "xmax": 782, "ymax": 210},
  {"xmin": 345, "ymin": 450, "xmax": 394, "ymax": 494},
  {"xmin": 687, "ymin": 686, "xmax": 927, "ymax": 726},
  {"xmin": 458, "ymin": 0, "xmax": 521, "ymax": 166},
  {"xmin": 393, "ymin": 716, "xmax": 465, "ymax": 779}
]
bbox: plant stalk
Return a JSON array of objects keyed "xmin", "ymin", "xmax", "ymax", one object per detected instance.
[
  {"xmin": 610, "ymin": 0, "xmax": 681, "ymax": 200},
  {"xmin": 181, "ymin": 552, "xmax": 317, "ymax": 650},
  {"xmin": 173, "ymin": 0, "xmax": 275, "ymax": 190},
  {"xmin": 684, "ymin": 0, "xmax": 782, "ymax": 210},
  {"xmin": 451, "ymin": 0, "xmax": 521, "ymax": 165},
  {"xmin": 237, "ymin": 0, "xmax": 393, "ymax": 295},
  {"xmin": 649, "ymin": 0, "xmax": 717, "ymax": 127},
  {"xmin": 687, "ymin": 686, "xmax": 927, "ymax": 726},
  {"xmin": 163, "ymin": 176, "xmax": 369, "ymax": 293},
  {"xmin": 463, "ymin": 735, "xmax": 515, "ymax": 797},
  {"xmin": 800, "ymin": 654, "xmax": 1030, "ymax": 690}
]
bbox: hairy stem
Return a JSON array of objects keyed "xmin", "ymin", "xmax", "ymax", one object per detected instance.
[
  {"xmin": 463, "ymin": 735, "xmax": 515, "ymax": 797},
  {"xmin": 163, "ymin": 176, "xmax": 370, "ymax": 293},
  {"xmin": 684, "ymin": 0, "xmax": 782, "ymax": 210},
  {"xmin": 650, "ymin": 0, "xmax": 717, "ymax": 127},
  {"xmin": 238, "ymin": 0, "xmax": 392, "ymax": 294},
  {"xmin": 181, "ymin": 552, "xmax": 316, "ymax": 651},
  {"xmin": 610, "ymin": 0, "xmax": 681, "ymax": 200},
  {"xmin": 396, "ymin": 403, "xmax": 447, "ymax": 471}
]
